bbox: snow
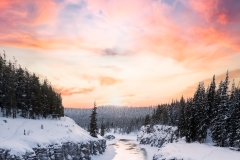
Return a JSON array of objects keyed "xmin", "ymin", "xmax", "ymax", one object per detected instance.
[
  {"xmin": 154, "ymin": 139, "xmax": 240, "ymax": 160},
  {"xmin": 2, "ymin": 115, "xmax": 239, "ymax": 160},
  {"xmin": 140, "ymin": 144, "xmax": 158, "ymax": 160},
  {"xmin": 92, "ymin": 142, "xmax": 116, "ymax": 160},
  {"xmin": 0, "ymin": 116, "xmax": 97, "ymax": 156}
]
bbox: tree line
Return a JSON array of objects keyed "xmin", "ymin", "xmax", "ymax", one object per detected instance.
[
  {"xmin": 145, "ymin": 72, "xmax": 240, "ymax": 148},
  {"xmin": 65, "ymin": 106, "xmax": 154, "ymax": 134},
  {"xmin": 0, "ymin": 53, "xmax": 64, "ymax": 119}
]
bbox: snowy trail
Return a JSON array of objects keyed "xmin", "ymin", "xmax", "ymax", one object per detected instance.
[{"xmin": 0, "ymin": 120, "xmax": 27, "ymax": 142}]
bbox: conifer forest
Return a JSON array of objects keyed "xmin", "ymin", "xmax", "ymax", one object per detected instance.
[
  {"xmin": 150, "ymin": 72, "xmax": 240, "ymax": 148},
  {"xmin": 0, "ymin": 54, "xmax": 64, "ymax": 119}
]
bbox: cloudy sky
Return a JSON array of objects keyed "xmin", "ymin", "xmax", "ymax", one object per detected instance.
[{"xmin": 1, "ymin": 0, "xmax": 240, "ymax": 108}]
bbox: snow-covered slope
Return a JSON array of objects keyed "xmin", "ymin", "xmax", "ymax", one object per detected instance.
[
  {"xmin": 0, "ymin": 116, "xmax": 100, "ymax": 156},
  {"xmin": 153, "ymin": 139, "xmax": 240, "ymax": 160}
]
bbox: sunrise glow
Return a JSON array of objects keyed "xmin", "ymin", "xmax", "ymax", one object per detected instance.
[{"xmin": 1, "ymin": 0, "xmax": 240, "ymax": 108}]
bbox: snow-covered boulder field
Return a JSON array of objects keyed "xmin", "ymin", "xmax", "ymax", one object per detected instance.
[
  {"xmin": 0, "ymin": 116, "xmax": 106, "ymax": 160},
  {"xmin": 153, "ymin": 139, "xmax": 240, "ymax": 160},
  {"xmin": 137, "ymin": 125, "xmax": 178, "ymax": 148}
]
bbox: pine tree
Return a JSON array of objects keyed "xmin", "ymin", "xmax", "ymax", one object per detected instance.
[
  {"xmin": 227, "ymin": 80, "xmax": 240, "ymax": 147},
  {"xmin": 30, "ymin": 73, "xmax": 42, "ymax": 118},
  {"xmin": 185, "ymin": 98, "xmax": 195, "ymax": 143},
  {"xmin": 234, "ymin": 87, "xmax": 240, "ymax": 148},
  {"xmin": 89, "ymin": 102, "xmax": 98, "ymax": 137},
  {"xmin": 41, "ymin": 79, "xmax": 49, "ymax": 118},
  {"xmin": 196, "ymin": 82, "xmax": 208, "ymax": 143},
  {"xmin": 178, "ymin": 96, "xmax": 187, "ymax": 137},
  {"xmin": 16, "ymin": 66, "xmax": 27, "ymax": 118},
  {"xmin": 100, "ymin": 123, "xmax": 105, "ymax": 137},
  {"xmin": 207, "ymin": 75, "xmax": 216, "ymax": 124},
  {"xmin": 211, "ymin": 71, "xmax": 229, "ymax": 146},
  {"xmin": 144, "ymin": 114, "xmax": 151, "ymax": 126}
]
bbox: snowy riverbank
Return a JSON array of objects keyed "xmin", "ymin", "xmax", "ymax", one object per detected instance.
[
  {"xmin": 0, "ymin": 116, "xmax": 106, "ymax": 159},
  {"xmin": 153, "ymin": 139, "xmax": 240, "ymax": 160},
  {"xmin": 136, "ymin": 125, "xmax": 240, "ymax": 160}
]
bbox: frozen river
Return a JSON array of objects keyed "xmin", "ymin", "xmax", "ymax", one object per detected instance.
[
  {"xmin": 110, "ymin": 139, "xmax": 147, "ymax": 160},
  {"xmin": 92, "ymin": 134, "xmax": 158, "ymax": 160}
]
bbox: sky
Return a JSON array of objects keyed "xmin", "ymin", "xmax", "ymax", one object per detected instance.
[{"xmin": 0, "ymin": 0, "xmax": 240, "ymax": 108}]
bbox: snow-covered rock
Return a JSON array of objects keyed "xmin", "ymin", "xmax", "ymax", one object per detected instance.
[
  {"xmin": 137, "ymin": 125, "xmax": 178, "ymax": 148},
  {"xmin": 104, "ymin": 135, "xmax": 115, "ymax": 140},
  {"xmin": 0, "ymin": 116, "xmax": 106, "ymax": 160}
]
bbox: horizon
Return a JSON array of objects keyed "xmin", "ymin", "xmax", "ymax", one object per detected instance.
[{"xmin": 1, "ymin": 0, "xmax": 240, "ymax": 108}]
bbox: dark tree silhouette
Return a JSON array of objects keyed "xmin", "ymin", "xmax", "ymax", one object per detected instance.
[{"xmin": 89, "ymin": 102, "xmax": 98, "ymax": 137}]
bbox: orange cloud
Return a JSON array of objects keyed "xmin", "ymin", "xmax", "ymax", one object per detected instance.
[
  {"xmin": 54, "ymin": 86, "xmax": 95, "ymax": 96},
  {"xmin": 99, "ymin": 76, "xmax": 121, "ymax": 86}
]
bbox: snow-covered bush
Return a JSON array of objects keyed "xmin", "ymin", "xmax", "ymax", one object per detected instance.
[
  {"xmin": 104, "ymin": 135, "xmax": 115, "ymax": 140},
  {"xmin": 137, "ymin": 125, "xmax": 178, "ymax": 148}
]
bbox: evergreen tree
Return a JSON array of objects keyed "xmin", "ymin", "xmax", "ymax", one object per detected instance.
[
  {"xmin": 196, "ymin": 82, "xmax": 208, "ymax": 143},
  {"xmin": 100, "ymin": 123, "xmax": 105, "ymax": 136},
  {"xmin": 89, "ymin": 102, "xmax": 98, "ymax": 137},
  {"xmin": 211, "ymin": 71, "xmax": 229, "ymax": 146},
  {"xmin": 15, "ymin": 66, "xmax": 27, "ymax": 118},
  {"xmin": 207, "ymin": 75, "xmax": 216, "ymax": 123},
  {"xmin": 144, "ymin": 114, "xmax": 151, "ymax": 126},
  {"xmin": 185, "ymin": 98, "xmax": 195, "ymax": 143},
  {"xmin": 0, "ymin": 53, "xmax": 64, "ymax": 119},
  {"xmin": 178, "ymin": 96, "xmax": 187, "ymax": 137},
  {"xmin": 226, "ymin": 80, "xmax": 240, "ymax": 147}
]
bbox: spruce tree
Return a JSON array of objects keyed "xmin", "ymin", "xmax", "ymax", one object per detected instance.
[
  {"xmin": 89, "ymin": 102, "xmax": 98, "ymax": 137},
  {"xmin": 100, "ymin": 123, "xmax": 105, "ymax": 136},
  {"xmin": 196, "ymin": 82, "xmax": 208, "ymax": 143},
  {"xmin": 211, "ymin": 72, "xmax": 229, "ymax": 146},
  {"xmin": 207, "ymin": 75, "xmax": 216, "ymax": 123},
  {"xmin": 185, "ymin": 98, "xmax": 195, "ymax": 143},
  {"xmin": 227, "ymin": 80, "xmax": 240, "ymax": 147},
  {"xmin": 144, "ymin": 114, "xmax": 150, "ymax": 126},
  {"xmin": 178, "ymin": 96, "xmax": 187, "ymax": 137},
  {"xmin": 16, "ymin": 67, "xmax": 27, "ymax": 118}
]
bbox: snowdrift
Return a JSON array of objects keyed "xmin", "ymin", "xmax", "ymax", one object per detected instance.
[
  {"xmin": 0, "ymin": 116, "xmax": 106, "ymax": 159},
  {"xmin": 153, "ymin": 139, "xmax": 240, "ymax": 160}
]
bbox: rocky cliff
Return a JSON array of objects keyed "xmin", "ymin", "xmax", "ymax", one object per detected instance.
[{"xmin": 0, "ymin": 139, "xmax": 106, "ymax": 160}]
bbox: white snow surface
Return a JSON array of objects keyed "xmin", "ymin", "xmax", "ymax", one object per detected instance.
[
  {"xmin": 0, "ymin": 116, "xmax": 98, "ymax": 156},
  {"xmin": 154, "ymin": 139, "xmax": 240, "ymax": 160}
]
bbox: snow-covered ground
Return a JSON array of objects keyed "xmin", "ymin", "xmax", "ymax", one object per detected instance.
[
  {"xmin": 154, "ymin": 139, "xmax": 240, "ymax": 160},
  {"xmin": 2, "ymin": 116, "xmax": 239, "ymax": 160},
  {"xmin": 0, "ymin": 116, "xmax": 98, "ymax": 156}
]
